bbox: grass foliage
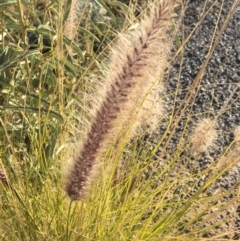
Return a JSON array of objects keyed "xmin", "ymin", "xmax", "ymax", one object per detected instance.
[{"xmin": 0, "ymin": 0, "xmax": 240, "ymax": 240}]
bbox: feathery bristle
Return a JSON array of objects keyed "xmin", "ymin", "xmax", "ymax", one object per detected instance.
[{"xmin": 65, "ymin": 0, "xmax": 177, "ymax": 200}]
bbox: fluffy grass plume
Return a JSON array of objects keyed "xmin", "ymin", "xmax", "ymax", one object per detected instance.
[
  {"xmin": 64, "ymin": 0, "xmax": 178, "ymax": 200},
  {"xmin": 188, "ymin": 118, "xmax": 218, "ymax": 155},
  {"xmin": 64, "ymin": 0, "xmax": 78, "ymax": 41}
]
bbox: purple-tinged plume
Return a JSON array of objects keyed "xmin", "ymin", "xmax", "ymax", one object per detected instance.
[{"xmin": 64, "ymin": 0, "xmax": 178, "ymax": 200}]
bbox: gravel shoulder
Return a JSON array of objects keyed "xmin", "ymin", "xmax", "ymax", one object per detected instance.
[{"xmin": 152, "ymin": 0, "xmax": 240, "ymax": 238}]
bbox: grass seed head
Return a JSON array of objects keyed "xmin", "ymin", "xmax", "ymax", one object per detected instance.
[
  {"xmin": 189, "ymin": 118, "xmax": 218, "ymax": 155},
  {"xmin": 64, "ymin": 0, "xmax": 177, "ymax": 200},
  {"xmin": 0, "ymin": 168, "xmax": 9, "ymax": 187}
]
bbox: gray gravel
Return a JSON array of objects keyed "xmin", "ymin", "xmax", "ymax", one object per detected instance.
[
  {"xmin": 164, "ymin": 0, "xmax": 239, "ymax": 148},
  {"xmin": 149, "ymin": 0, "xmax": 240, "ymax": 238}
]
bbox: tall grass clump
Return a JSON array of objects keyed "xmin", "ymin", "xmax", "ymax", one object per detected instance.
[{"xmin": 0, "ymin": 0, "xmax": 240, "ymax": 240}]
